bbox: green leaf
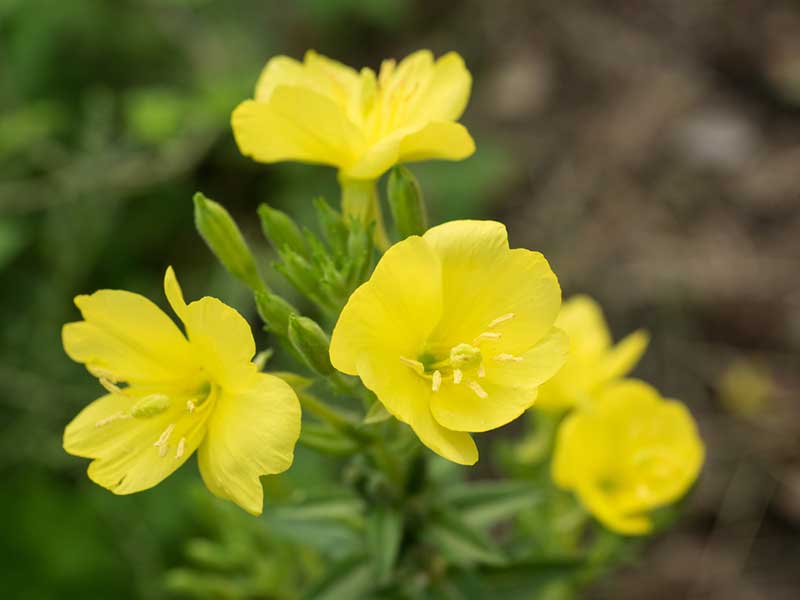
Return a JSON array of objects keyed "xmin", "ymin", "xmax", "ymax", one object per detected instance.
[
  {"xmin": 366, "ymin": 505, "xmax": 403, "ymax": 583},
  {"xmin": 426, "ymin": 510, "xmax": 506, "ymax": 567},
  {"xmin": 439, "ymin": 480, "xmax": 541, "ymax": 529},
  {"xmin": 301, "ymin": 555, "xmax": 374, "ymax": 600}
]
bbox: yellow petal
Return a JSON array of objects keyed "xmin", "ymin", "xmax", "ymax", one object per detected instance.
[
  {"xmin": 555, "ymin": 295, "xmax": 611, "ymax": 358},
  {"xmin": 232, "ymin": 86, "xmax": 363, "ymax": 169},
  {"xmin": 411, "ymin": 52, "xmax": 472, "ymax": 122},
  {"xmin": 64, "ymin": 391, "xmax": 210, "ymax": 495},
  {"xmin": 254, "ymin": 55, "xmax": 306, "ymax": 102},
  {"xmin": 182, "ymin": 297, "xmax": 258, "ymax": 391},
  {"xmin": 596, "ymin": 329, "xmax": 649, "ymax": 381},
  {"xmin": 484, "ymin": 328, "xmax": 569, "ymax": 389},
  {"xmin": 429, "ymin": 328, "xmax": 568, "ymax": 432},
  {"xmin": 330, "ymin": 235, "xmax": 442, "ymax": 376},
  {"xmin": 424, "ymin": 220, "xmax": 561, "ymax": 355},
  {"xmin": 408, "ymin": 394, "xmax": 478, "ymax": 465},
  {"xmin": 164, "ymin": 265, "xmax": 188, "ymax": 322},
  {"xmin": 397, "ymin": 121, "xmax": 475, "ymax": 164},
  {"xmin": 198, "ymin": 373, "xmax": 301, "ymax": 515},
  {"xmin": 63, "ymin": 289, "xmax": 196, "ymax": 386},
  {"xmin": 431, "ymin": 381, "xmax": 537, "ymax": 433},
  {"xmin": 577, "ymin": 482, "xmax": 654, "ymax": 535}
]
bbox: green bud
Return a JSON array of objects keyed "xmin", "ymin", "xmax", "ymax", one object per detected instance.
[
  {"xmin": 287, "ymin": 314, "xmax": 333, "ymax": 375},
  {"xmin": 313, "ymin": 196, "xmax": 348, "ymax": 258},
  {"xmin": 387, "ymin": 166, "xmax": 427, "ymax": 239},
  {"xmin": 258, "ymin": 203, "xmax": 307, "ymax": 258},
  {"xmin": 254, "ymin": 290, "xmax": 297, "ymax": 336},
  {"xmin": 193, "ymin": 192, "xmax": 264, "ymax": 291}
]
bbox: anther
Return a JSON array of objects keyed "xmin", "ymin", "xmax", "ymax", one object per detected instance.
[
  {"xmin": 453, "ymin": 369, "xmax": 463, "ymax": 384},
  {"xmin": 176, "ymin": 437, "xmax": 186, "ymax": 459},
  {"xmin": 154, "ymin": 423, "xmax": 175, "ymax": 448},
  {"xmin": 473, "ymin": 332, "xmax": 501, "ymax": 344},
  {"xmin": 400, "ymin": 356, "xmax": 425, "ymax": 374},
  {"xmin": 468, "ymin": 381, "xmax": 488, "ymax": 399},
  {"xmin": 187, "ymin": 400, "xmax": 196, "ymax": 415},
  {"xmin": 158, "ymin": 443, "xmax": 168, "ymax": 458},
  {"xmin": 432, "ymin": 370, "xmax": 442, "ymax": 392},
  {"xmin": 488, "ymin": 313, "xmax": 514, "ymax": 328},
  {"xmin": 477, "ymin": 364, "xmax": 486, "ymax": 378},
  {"xmin": 494, "ymin": 353, "xmax": 523, "ymax": 362},
  {"xmin": 95, "ymin": 412, "xmax": 130, "ymax": 428}
]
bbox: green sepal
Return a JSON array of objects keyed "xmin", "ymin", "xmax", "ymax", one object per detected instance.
[
  {"xmin": 387, "ymin": 166, "xmax": 427, "ymax": 239},
  {"xmin": 193, "ymin": 192, "xmax": 264, "ymax": 291},
  {"xmin": 258, "ymin": 202, "xmax": 308, "ymax": 258},
  {"xmin": 287, "ymin": 314, "xmax": 334, "ymax": 375}
]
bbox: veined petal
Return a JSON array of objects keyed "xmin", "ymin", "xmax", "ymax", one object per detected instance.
[
  {"xmin": 424, "ymin": 221, "xmax": 561, "ymax": 355},
  {"xmin": 431, "ymin": 380, "xmax": 538, "ymax": 433},
  {"xmin": 397, "ymin": 121, "xmax": 475, "ymax": 164},
  {"xmin": 555, "ymin": 295, "xmax": 612, "ymax": 358},
  {"xmin": 330, "ymin": 235, "xmax": 442, "ymax": 375},
  {"xmin": 303, "ymin": 50, "xmax": 362, "ymax": 106},
  {"xmin": 182, "ymin": 297, "xmax": 258, "ymax": 391},
  {"xmin": 64, "ymin": 391, "xmax": 210, "ymax": 495},
  {"xmin": 577, "ymin": 482, "xmax": 653, "ymax": 535},
  {"xmin": 484, "ymin": 328, "xmax": 569, "ymax": 389},
  {"xmin": 596, "ymin": 329, "xmax": 649, "ymax": 382},
  {"xmin": 63, "ymin": 289, "xmax": 196, "ymax": 385},
  {"xmin": 198, "ymin": 373, "xmax": 301, "ymax": 515},
  {"xmin": 254, "ymin": 55, "xmax": 306, "ymax": 102},
  {"xmin": 354, "ymin": 350, "xmax": 477, "ymax": 465},
  {"xmin": 232, "ymin": 87, "xmax": 363, "ymax": 169},
  {"xmin": 415, "ymin": 52, "xmax": 472, "ymax": 122},
  {"xmin": 164, "ymin": 266, "xmax": 188, "ymax": 322}
]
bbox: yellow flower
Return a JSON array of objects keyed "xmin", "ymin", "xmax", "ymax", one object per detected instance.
[
  {"xmin": 232, "ymin": 49, "xmax": 475, "ymax": 181},
  {"xmin": 330, "ymin": 220, "xmax": 568, "ymax": 465},
  {"xmin": 62, "ymin": 268, "xmax": 301, "ymax": 515},
  {"xmin": 552, "ymin": 379, "xmax": 704, "ymax": 535},
  {"xmin": 537, "ymin": 295, "xmax": 649, "ymax": 411}
]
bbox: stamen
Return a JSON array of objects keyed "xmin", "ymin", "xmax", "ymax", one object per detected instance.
[
  {"xmin": 453, "ymin": 369, "xmax": 463, "ymax": 384},
  {"xmin": 400, "ymin": 356, "xmax": 425, "ymax": 373},
  {"xmin": 473, "ymin": 332, "xmax": 501, "ymax": 344},
  {"xmin": 159, "ymin": 443, "xmax": 169, "ymax": 457},
  {"xmin": 432, "ymin": 370, "xmax": 442, "ymax": 392},
  {"xmin": 468, "ymin": 381, "xmax": 488, "ymax": 399},
  {"xmin": 100, "ymin": 378, "xmax": 123, "ymax": 395},
  {"xmin": 488, "ymin": 313, "xmax": 514, "ymax": 328},
  {"xmin": 95, "ymin": 412, "xmax": 130, "ymax": 428},
  {"xmin": 154, "ymin": 423, "xmax": 175, "ymax": 448},
  {"xmin": 130, "ymin": 394, "xmax": 170, "ymax": 418},
  {"xmin": 187, "ymin": 400, "xmax": 196, "ymax": 415},
  {"xmin": 176, "ymin": 437, "xmax": 186, "ymax": 459},
  {"xmin": 494, "ymin": 353, "xmax": 523, "ymax": 362},
  {"xmin": 477, "ymin": 363, "xmax": 486, "ymax": 378}
]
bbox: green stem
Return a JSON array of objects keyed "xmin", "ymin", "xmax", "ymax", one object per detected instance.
[
  {"xmin": 339, "ymin": 176, "xmax": 390, "ymax": 251},
  {"xmin": 298, "ymin": 392, "xmax": 356, "ymax": 432}
]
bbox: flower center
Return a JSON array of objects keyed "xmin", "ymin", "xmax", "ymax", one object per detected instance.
[
  {"xmin": 399, "ymin": 312, "xmax": 524, "ymax": 399},
  {"xmin": 94, "ymin": 377, "xmax": 216, "ymax": 460}
]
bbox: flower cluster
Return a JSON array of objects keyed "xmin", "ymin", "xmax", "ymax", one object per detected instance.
[{"xmin": 62, "ymin": 48, "xmax": 704, "ymax": 552}]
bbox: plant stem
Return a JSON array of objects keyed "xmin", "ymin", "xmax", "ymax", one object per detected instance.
[{"xmin": 339, "ymin": 177, "xmax": 390, "ymax": 250}]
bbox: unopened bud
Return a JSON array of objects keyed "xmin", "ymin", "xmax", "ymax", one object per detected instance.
[
  {"xmin": 194, "ymin": 192, "xmax": 264, "ymax": 291},
  {"xmin": 387, "ymin": 166, "xmax": 427, "ymax": 239},
  {"xmin": 258, "ymin": 203, "xmax": 307, "ymax": 257},
  {"xmin": 287, "ymin": 314, "xmax": 333, "ymax": 375},
  {"xmin": 254, "ymin": 291, "xmax": 297, "ymax": 336}
]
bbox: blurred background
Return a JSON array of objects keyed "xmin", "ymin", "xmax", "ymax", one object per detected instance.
[{"xmin": 1, "ymin": 0, "xmax": 799, "ymax": 598}]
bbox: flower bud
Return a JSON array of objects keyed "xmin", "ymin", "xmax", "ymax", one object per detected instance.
[
  {"xmin": 258, "ymin": 203, "xmax": 307, "ymax": 257},
  {"xmin": 254, "ymin": 290, "xmax": 297, "ymax": 336},
  {"xmin": 193, "ymin": 192, "xmax": 264, "ymax": 291},
  {"xmin": 287, "ymin": 314, "xmax": 333, "ymax": 375},
  {"xmin": 387, "ymin": 166, "xmax": 427, "ymax": 239}
]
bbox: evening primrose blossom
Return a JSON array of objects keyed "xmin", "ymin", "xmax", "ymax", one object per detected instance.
[
  {"xmin": 552, "ymin": 379, "xmax": 704, "ymax": 535},
  {"xmin": 536, "ymin": 295, "xmax": 649, "ymax": 412},
  {"xmin": 231, "ymin": 49, "xmax": 475, "ymax": 181},
  {"xmin": 62, "ymin": 268, "xmax": 301, "ymax": 515},
  {"xmin": 330, "ymin": 220, "xmax": 568, "ymax": 465}
]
